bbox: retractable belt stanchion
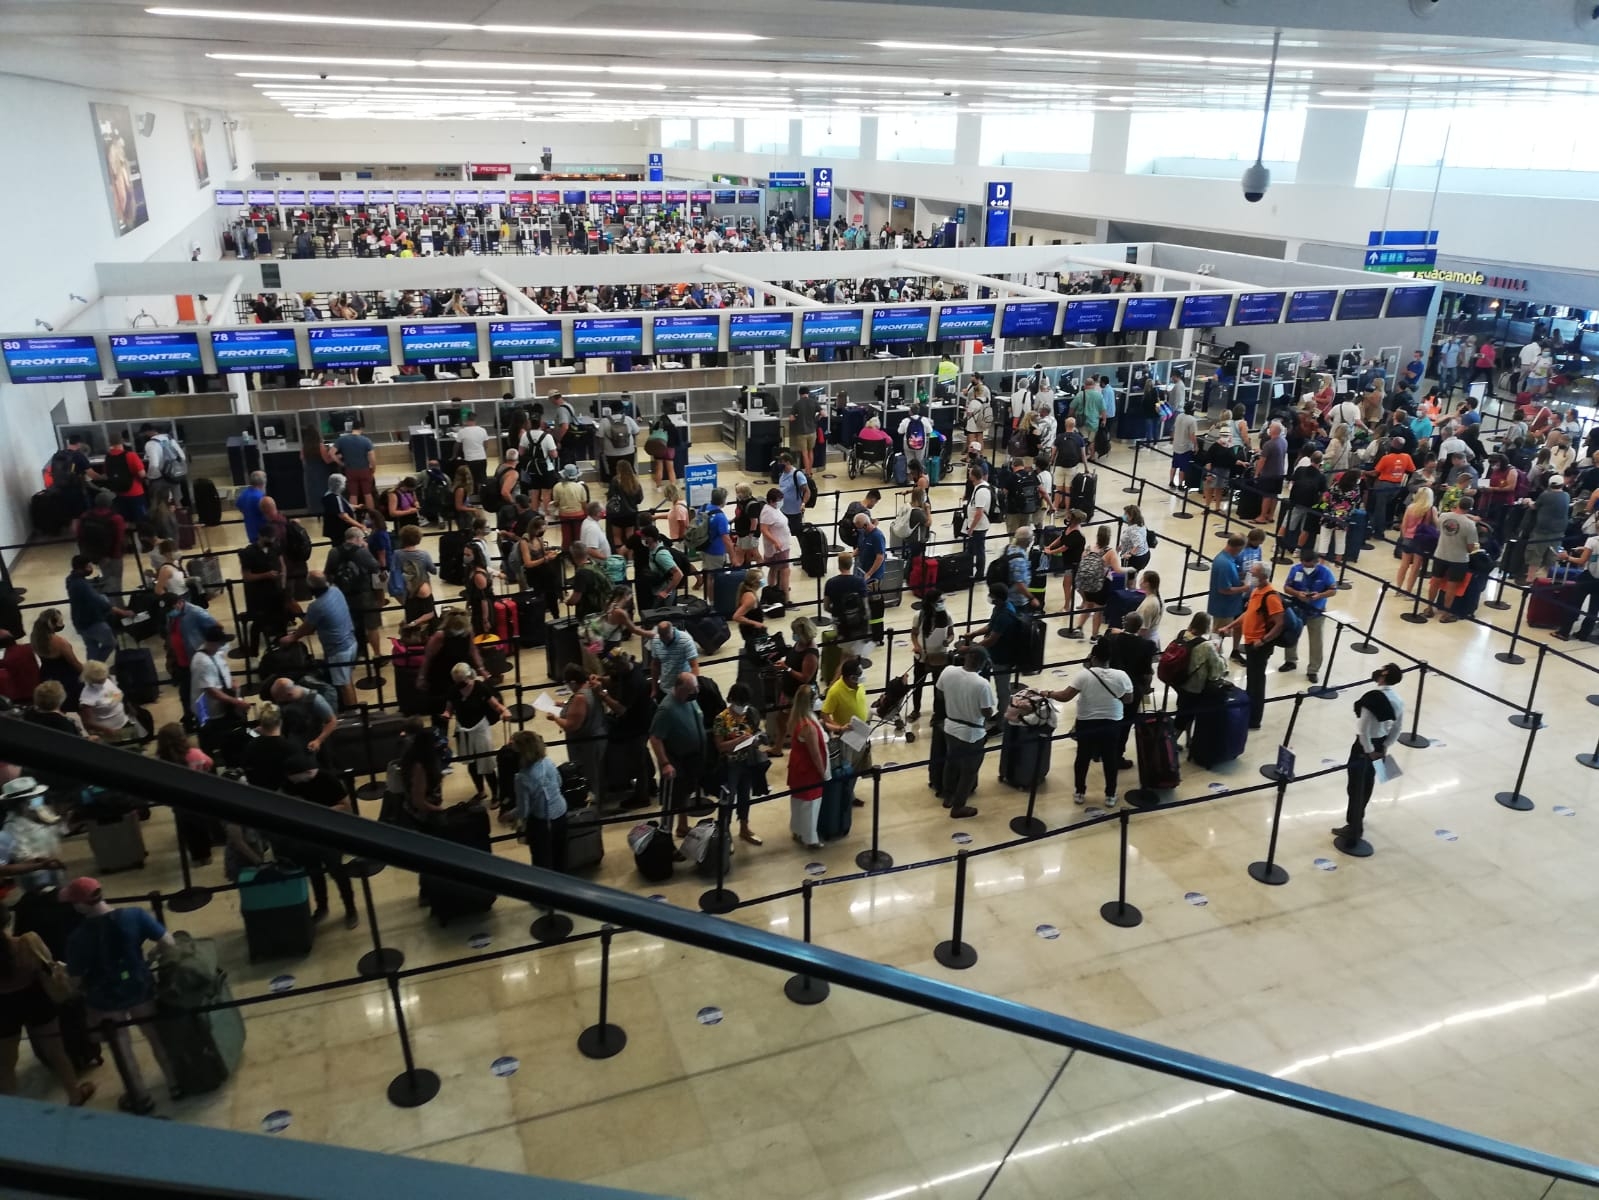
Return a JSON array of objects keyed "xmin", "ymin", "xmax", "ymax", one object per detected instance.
[
  {"xmin": 1400, "ymin": 559, "xmax": 1432, "ymax": 624},
  {"xmin": 1099, "ymin": 809, "xmax": 1143, "ymax": 929},
  {"xmin": 357, "ymin": 638, "xmax": 381, "ymax": 693},
  {"xmin": 1508, "ymin": 643, "xmax": 1549, "ymax": 731},
  {"xmin": 1009, "ymin": 757, "xmax": 1047, "ymax": 838},
  {"xmin": 855, "ymin": 768, "xmax": 893, "ymax": 871},
  {"xmin": 1494, "ymin": 714, "xmax": 1542, "ymax": 813},
  {"xmin": 1334, "ymin": 553, "xmax": 1352, "ymax": 593},
  {"xmin": 349, "ymin": 858, "xmax": 404, "ymax": 978},
  {"xmin": 577, "ymin": 925, "xmax": 627, "ymax": 1060},
  {"xmin": 1307, "ymin": 620, "xmax": 1345, "ymax": 700},
  {"xmin": 1259, "ymin": 693, "xmax": 1306, "ymax": 782},
  {"xmin": 1247, "ymin": 774, "xmax": 1292, "ymax": 887},
  {"xmin": 932, "ymin": 849, "xmax": 978, "ymax": 969},
  {"xmin": 1190, "ymin": 508, "xmax": 1210, "ymax": 568},
  {"xmin": 1167, "ymin": 556, "xmax": 1193, "ymax": 619},
  {"xmin": 356, "ymin": 703, "xmax": 386, "ymax": 802},
  {"xmin": 168, "ymin": 832, "xmax": 211, "ymax": 914},
  {"xmin": 1495, "ymin": 589, "xmax": 1531, "ymax": 666},
  {"xmin": 383, "ymin": 962, "xmax": 439, "ymax": 1108},
  {"xmin": 226, "ymin": 580, "xmax": 250, "ymax": 664},
  {"xmin": 1397, "ymin": 663, "xmax": 1433, "ymax": 749},
  {"xmin": 507, "ymin": 627, "xmax": 534, "ymax": 721},
  {"xmin": 698, "ymin": 795, "xmax": 740, "ymax": 914},
  {"xmin": 1123, "ymin": 442, "xmax": 1142, "ymax": 494},
  {"xmin": 1172, "ymin": 471, "xmax": 1194, "ymax": 521},
  {"xmin": 1578, "ymin": 718, "xmax": 1599, "ymax": 770},
  {"xmin": 1349, "ymin": 583, "xmax": 1388, "ymax": 655},
  {"xmin": 782, "ymin": 879, "xmax": 830, "ymax": 1005},
  {"xmin": 1485, "ymin": 544, "xmax": 1517, "ymax": 611}
]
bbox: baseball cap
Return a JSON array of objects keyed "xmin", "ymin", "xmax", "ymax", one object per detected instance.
[{"xmin": 59, "ymin": 877, "xmax": 102, "ymax": 906}]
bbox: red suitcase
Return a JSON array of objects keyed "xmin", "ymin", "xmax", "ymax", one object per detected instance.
[
  {"xmin": 1133, "ymin": 712, "xmax": 1181, "ymax": 791},
  {"xmin": 1528, "ymin": 578, "xmax": 1577, "ymax": 630},
  {"xmin": 493, "ymin": 596, "xmax": 519, "ymax": 645}
]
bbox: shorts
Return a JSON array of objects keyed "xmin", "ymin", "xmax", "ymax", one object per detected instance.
[
  {"xmin": 326, "ymin": 649, "xmax": 358, "ymax": 687},
  {"xmin": 1533, "ymin": 544, "xmax": 1559, "ymax": 572},
  {"xmin": 702, "ymin": 552, "xmax": 727, "ymax": 572},
  {"xmin": 1256, "ymin": 474, "xmax": 1284, "ymax": 498},
  {"xmin": 1206, "ymin": 466, "xmax": 1232, "ymax": 489},
  {"xmin": 737, "ymin": 535, "xmax": 759, "ymax": 553},
  {"xmin": 1431, "ymin": 560, "xmax": 1469, "ymax": 583},
  {"xmin": 0, "ymin": 978, "xmax": 57, "ymax": 1037},
  {"xmin": 344, "ymin": 467, "xmax": 376, "ymax": 499},
  {"xmin": 527, "ymin": 471, "xmax": 557, "ymax": 492},
  {"xmin": 1172, "ymin": 452, "xmax": 1194, "ymax": 473},
  {"xmin": 361, "ymin": 609, "xmax": 383, "ymax": 632}
]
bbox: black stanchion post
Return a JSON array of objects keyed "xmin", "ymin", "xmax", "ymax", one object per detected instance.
[
  {"xmin": 782, "ymin": 879, "xmax": 830, "ymax": 1005},
  {"xmin": 933, "ymin": 849, "xmax": 979, "ymax": 969},
  {"xmin": 1122, "ymin": 442, "xmax": 1141, "ymax": 494},
  {"xmin": 1495, "ymin": 588, "xmax": 1531, "ymax": 666},
  {"xmin": 1400, "ymin": 558, "xmax": 1431, "ymax": 623},
  {"xmin": 577, "ymin": 925, "xmax": 628, "ymax": 1059},
  {"xmin": 1485, "ymin": 544, "xmax": 1517, "ymax": 610},
  {"xmin": 1172, "ymin": 471, "xmax": 1194, "ymax": 520},
  {"xmin": 226, "ymin": 580, "xmax": 250, "ymax": 663},
  {"xmin": 356, "ymin": 703, "xmax": 386, "ymax": 802},
  {"xmin": 1397, "ymin": 663, "xmax": 1432, "ymax": 749},
  {"xmin": 1577, "ymin": 723, "xmax": 1599, "ymax": 770},
  {"xmin": 168, "ymin": 829, "xmax": 211, "ymax": 913},
  {"xmin": 1258, "ymin": 693, "xmax": 1306, "ymax": 782},
  {"xmin": 1168, "ymin": 557, "xmax": 1193, "ymax": 618},
  {"xmin": 1190, "ymin": 509, "xmax": 1210, "ymax": 568},
  {"xmin": 356, "ymin": 636, "xmax": 381, "ymax": 693},
  {"xmin": 1247, "ymin": 776, "xmax": 1292, "ymax": 887},
  {"xmin": 1494, "ymin": 714, "xmax": 1542, "ymax": 812},
  {"xmin": 1334, "ymin": 553, "xmax": 1352, "ymax": 593},
  {"xmin": 854, "ymin": 768, "xmax": 893, "ymax": 871},
  {"xmin": 349, "ymin": 858, "xmax": 404, "ymax": 978},
  {"xmin": 1009, "ymin": 755, "xmax": 1047, "ymax": 837},
  {"xmin": 383, "ymin": 964, "xmax": 439, "ymax": 1107},
  {"xmin": 1349, "ymin": 583, "xmax": 1388, "ymax": 654},
  {"xmin": 507, "ymin": 626, "xmax": 534, "ymax": 721},
  {"xmin": 1099, "ymin": 809, "xmax": 1143, "ymax": 928},
  {"xmin": 698, "ymin": 795, "xmax": 740, "ymax": 914},
  {"xmin": 1307, "ymin": 620, "xmax": 1344, "ymax": 700},
  {"xmin": 1508, "ymin": 643, "xmax": 1548, "ymax": 730}
]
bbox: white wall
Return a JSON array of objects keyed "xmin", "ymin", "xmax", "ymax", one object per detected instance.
[
  {"xmin": 247, "ymin": 115, "xmax": 650, "ymax": 174},
  {"xmin": 0, "ymin": 72, "xmax": 250, "ymax": 558}
]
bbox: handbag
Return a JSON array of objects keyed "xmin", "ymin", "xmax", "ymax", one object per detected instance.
[{"xmin": 25, "ymin": 934, "xmax": 71, "ymax": 1004}]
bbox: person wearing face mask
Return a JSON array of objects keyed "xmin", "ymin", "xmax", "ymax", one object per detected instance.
[
  {"xmin": 713, "ymin": 682, "xmax": 766, "ymax": 846},
  {"xmin": 910, "ymin": 589, "xmax": 954, "ymax": 720},
  {"xmin": 279, "ymin": 570, "xmax": 359, "ymax": 710},
  {"xmin": 1333, "ymin": 663, "xmax": 1405, "ymax": 855},
  {"xmin": 822, "ymin": 657, "xmax": 871, "ymax": 811},
  {"xmin": 1217, "ymin": 562, "xmax": 1286, "ymax": 732},
  {"xmin": 65, "ymin": 556, "xmax": 129, "ymax": 664},
  {"xmin": 648, "ymin": 672, "xmax": 707, "ymax": 842}
]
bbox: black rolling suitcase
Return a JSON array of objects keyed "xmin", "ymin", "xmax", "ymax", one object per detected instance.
[
  {"xmin": 564, "ymin": 807, "xmax": 605, "ymax": 871},
  {"xmin": 192, "ymin": 478, "xmax": 223, "ymax": 527},
  {"xmin": 628, "ymin": 818, "xmax": 676, "ymax": 882},
  {"xmin": 516, "ymin": 591, "xmax": 546, "ymax": 648},
  {"xmin": 799, "ymin": 524, "xmax": 829, "ymax": 577},
  {"xmin": 421, "ymin": 803, "xmax": 496, "ymax": 924},
  {"xmin": 30, "ymin": 490, "xmax": 71, "ymax": 537},
  {"xmin": 545, "ymin": 616, "xmax": 583, "ymax": 683},
  {"xmin": 439, "ymin": 531, "xmax": 469, "ymax": 585},
  {"xmin": 999, "ymin": 723, "xmax": 1052, "ymax": 788},
  {"xmin": 1069, "ymin": 470, "xmax": 1098, "ymax": 516},
  {"xmin": 1234, "ymin": 484, "xmax": 1264, "ymax": 523}
]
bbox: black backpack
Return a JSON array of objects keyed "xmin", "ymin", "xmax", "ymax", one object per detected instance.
[
  {"xmin": 102, "ymin": 451, "xmax": 133, "ymax": 495},
  {"xmin": 282, "ymin": 520, "xmax": 312, "ymax": 564},
  {"xmin": 78, "ymin": 511, "xmax": 114, "ymax": 558},
  {"xmin": 1010, "ymin": 469, "xmax": 1041, "ymax": 515}
]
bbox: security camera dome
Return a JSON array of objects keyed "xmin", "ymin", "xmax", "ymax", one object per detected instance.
[{"xmin": 1241, "ymin": 161, "xmax": 1271, "ymax": 203}]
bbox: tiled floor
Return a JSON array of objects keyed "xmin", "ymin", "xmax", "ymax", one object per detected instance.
[{"xmin": 10, "ymin": 436, "xmax": 1599, "ymax": 1197}]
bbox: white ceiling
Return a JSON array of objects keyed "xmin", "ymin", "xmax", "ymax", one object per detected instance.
[{"xmin": 2, "ymin": 0, "xmax": 1597, "ymax": 123}]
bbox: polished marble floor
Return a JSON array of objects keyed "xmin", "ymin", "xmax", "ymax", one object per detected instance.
[{"xmin": 9, "ymin": 437, "xmax": 1599, "ymax": 1198}]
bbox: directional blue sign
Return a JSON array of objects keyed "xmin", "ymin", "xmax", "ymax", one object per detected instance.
[
  {"xmin": 647, "ymin": 152, "xmax": 664, "ymax": 182},
  {"xmin": 1364, "ymin": 248, "xmax": 1437, "ymax": 268},
  {"xmin": 1367, "ymin": 230, "xmax": 1439, "ymax": 247}
]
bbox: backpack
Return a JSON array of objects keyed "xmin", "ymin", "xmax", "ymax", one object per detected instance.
[
  {"xmin": 685, "ymin": 505, "xmax": 711, "ymax": 554},
  {"xmin": 1058, "ymin": 430, "xmax": 1084, "ymax": 469},
  {"xmin": 78, "ymin": 511, "xmax": 115, "ymax": 559},
  {"xmin": 330, "ymin": 547, "xmax": 369, "ymax": 597},
  {"xmin": 523, "ymin": 431, "xmax": 556, "ymax": 477},
  {"xmin": 153, "ymin": 435, "xmax": 188, "ymax": 481},
  {"xmin": 890, "ymin": 504, "xmax": 915, "ymax": 542},
  {"xmin": 1010, "ymin": 469, "xmax": 1041, "ymax": 514},
  {"xmin": 985, "ymin": 554, "xmax": 1012, "ymax": 589},
  {"xmin": 102, "ymin": 450, "xmax": 134, "ymax": 494},
  {"xmin": 47, "ymin": 449, "xmax": 75, "ymax": 487},
  {"xmin": 387, "ymin": 553, "xmax": 408, "ymax": 600},
  {"xmin": 795, "ymin": 469, "xmax": 817, "ymax": 509},
  {"xmin": 606, "ymin": 486, "xmax": 637, "ymax": 524},
  {"xmin": 904, "ymin": 418, "xmax": 928, "ymax": 455},
  {"xmin": 604, "ymin": 416, "xmax": 633, "ymax": 454},
  {"xmin": 1156, "ymin": 635, "xmax": 1196, "ymax": 687},
  {"xmin": 282, "ymin": 520, "xmax": 312, "ymax": 564}
]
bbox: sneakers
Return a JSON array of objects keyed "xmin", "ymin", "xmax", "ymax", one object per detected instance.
[
  {"xmin": 1073, "ymin": 793, "xmax": 1087, "ymax": 806},
  {"xmin": 1278, "ymin": 662, "xmax": 1298, "ymax": 673},
  {"xmin": 1104, "ymin": 794, "xmax": 1119, "ymax": 809},
  {"xmin": 949, "ymin": 806, "xmax": 979, "ymax": 819},
  {"xmin": 1307, "ymin": 671, "xmax": 1319, "ymax": 683}
]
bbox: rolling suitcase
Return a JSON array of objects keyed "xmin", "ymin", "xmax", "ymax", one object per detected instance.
[
  {"xmin": 879, "ymin": 557, "xmax": 905, "ymax": 607},
  {"xmin": 1069, "ymin": 471, "xmax": 1098, "ymax": 516},
  {"xmin": 545, "ymin": 617, "xmax": 583, "ymax": 683},
  {"xmin": 1528, "ymin": 577, "xmax": 1577, "ymax": 629},
  {"xmin": 1103, "ymin": 588, "xmax": 1146, "ymax": 632},
  {"xmin": 712, "ymin": 568, "xmax": 745, "ymax": 618},
  {"xmin": 683, "ymin": 818, "xmax": 732, "ymax": 878},
  {"xmin": 1021, "ymin": 615, "xmax": 1046, "ymax": 675},
  {"xmin": 516, "ymin": 592, "xmax": 546, "ymax": 648},
  {"xmin": 1343, "ymin": 509, "xmax": 1369, "ymax": 563},
  {"xmin": 492, "ymin": 597, "xmax": 519, "ymax": 645},
  {"xmin": 29, "ymin": 490, "xmax": 71, "ymax": 537},
  {"xmin": 438, "ymin": 532, "xmax": 469, "ymax": 585},
  {"xmin": 1234, "ymin": 485, "xmax": 1264, "ymax": 523},
  {"xmin": 192, "ymin": 478, "xmax": 223, "ymax": 527},
  {"xmin": 176, "ymin": 509, "xmax": 198, "ymax": 551},
  {"xmin": 1133, "ymin": 712, "xmax": 1181, "ymax": 791},
  {"xmin": 115, "ymin": 643, "xmax": 159, "ymax": 706},
  {"xmin": 1189, "ymin": 683, "xmax": 1251, "ymax": 768},
  {"xmin": 999, "ymin": 723, "xmax": 1052, "ymax": 789},
  {"xmin": 422, "ymin": 803, "xmax": 497, "ymax": 924},
  {"xmin": 258, "ymin": 642, "xmax": 312, "ymax": 684},
  {"xmin": 816, "ymin": 768, "xmax": 854, "ymax": 841},
  {"xmin": 1451, "ymin": 552, "xmax": 1493, "ymax": 619},
  {"xmin": 687, "ymin": 612, "xmax": 731, "ymax": 653},
  {"xmin": 799, "ymin": 524, "xmax": 829, "ymax": 577},
  {"xmin": 474, "ymin": 634, "xmax": 510, "ymax": 677},
  {"xmin": 564, "ymin": 807, "xmax": 605, "ymax": 871},
  {"xmin": 327, "ymin": 711, "xmax": 409, "ymax": 778},
  {"xmin": 236, "ymin": 865, "xmax": 315, "ymax": 962},
  {"xmin": 908, "ymin": 555, "xmax": 939, "ymax": 598},
  {"xmin": 148, "ymin": 932, "xmax": 244, "ymax": 1096},
  {"xmin": 628, "ymin": 818, "xmax": 676, "ymax": 883},
  {"xmin": 936, "ymin": 553, "xmax": 973, "ymax": 593},
  {"xmin": 88, "ymin": 810, "xmax": 146, "ymax": 873}
]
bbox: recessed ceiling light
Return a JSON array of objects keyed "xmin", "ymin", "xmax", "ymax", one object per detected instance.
[{"xmin": 149, "ymin": 6, "xmax": 762, "ymax": 41}]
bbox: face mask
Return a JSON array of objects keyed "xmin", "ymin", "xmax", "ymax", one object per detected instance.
[
  {"xmin": 933, "ymin": 601, "xmax": 946, "ymax": 612},
  {"xmin": 732, "ymin": 703, "xmax": 750, "ymax": 715}
]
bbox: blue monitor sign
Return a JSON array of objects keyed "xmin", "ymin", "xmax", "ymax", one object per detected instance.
[
  {"xmin": 2, "ymin": 335, "xmax": 102, "ymax": 384},
  {"xmin": 1120, "ymin": 296, "xmax": 1177, "ymax": 332},
  {"xmin": 936, "ymin": 304, "xmax": 996, "ymax": 340},
  {"xmin": 812, "ymin": 166, "xmax": 832, "ymax": 222},
  {"xmin": 1178, "ymin": 293, "xmax": 1233, "ymax": 329},
  {"xmin": 1063, "ymin": 299, "xmax": 1118, "ymax": 334},
  {"xmin": 573, "ymin": 317, "xmax": 644, "ymax": 357},
  {"xmin": 1386, "ymin": 286, "xmax": 1436, "ymax": 319},
  {"xmin": 488, "ymin": 320, "xmax": 562, "ymax": 361},
  {"xmin": 109, "ymin": 331, "xmax": 204, "ymax": 377},
  {"xmin": 1287, "ymin": 289, "xmax": 1338, "ymax": 323},
  {"xmin": 984, "ymin": 181, "xmax": 1013, "ymax": 248},
  {"xmin": 871, "ymin": 306, "xmax": 931, "ymax": 344},
  {"xmin": 728, "ymin": 311, "xmax": 794, "ymax": 350},
  {"xmin": 400, "ymin": 322, "xmax": 479, "ymax": 365},
  {"xmin": 1234, "ymin": 292, "xmax": 1287, "ymax": 326},
  {"xmin": 1000, "ymin": 301, "xmax": 1057, "ymax": 339},
  {"xmin": 652, "ymin": 313, "xmax": 720, "ymax": 353},
  {"xmin": 801, "ymin": 308, "xmax": 863, "ymax": 348},
  {"xmin": 1336, "ymin": 288, "xmax": 1387, "ymax": 321},
  {"xmin": 210, "ymin": 327, "xmax": 299, "ymax": 370},
  {"xmin": 308, "ymin": 324, "xmax": 391, "ymax": 369}
]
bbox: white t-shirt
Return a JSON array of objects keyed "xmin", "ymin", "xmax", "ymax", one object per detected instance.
[
  {"xmin": 1583, "ymin": 535, "xmax": 1599, "ymax": 579},
  {"xmin": 1329, "ymin": 401, "xmax": 1362, "ymax": 429},
  {"xmin": 1071, "ymin": 667, "xmax": 1133, "ymax": 722},
  {"xmin": 937, "ymin": 667, "xmax": 996, "ymax": 743},
  {"xmin": 190, "ymin": 649, "xmax": 234, "ymax": 722},
  {"xmin": 455, "ymin": 424, "xmax": 490, "ymax": 463},
  {"xmin": 579, "ymin": 517, "xmax": 609, "ymax": 557},
  {"xmin": 967, "ymin": 483, "xmax": 993, "ymax": 532},
  {"xmin": 1520, "ymin": 342, "xmax": 1543, "ymax": 367},
  {"xmin": 759, "ymin": 505, "xmax": 793, "ymax": 557}
]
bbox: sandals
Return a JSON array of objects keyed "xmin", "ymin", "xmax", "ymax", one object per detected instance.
[
  {"xmin": 738, "ymin": 830, "xmax": 763, "ymax": 846},
  {"xmin": 69, "ymin": 1081, "xmax": 96, "ymax": 1107}
]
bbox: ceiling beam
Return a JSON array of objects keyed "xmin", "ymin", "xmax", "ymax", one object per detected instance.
[
  {"xmin": 1051, "ymin": 253, "xmax": 1256, "ymax": 291},
  {"xmin": 477, "ymin": 269, "xmax": 547, "ymax": 315},
  {"xmin": 702, "ymin": 265, "xmax": 820, "ymax": 307},
  {"xmin": 893, "ymin": 258, "xmax": 1061, "ymax": 298}
]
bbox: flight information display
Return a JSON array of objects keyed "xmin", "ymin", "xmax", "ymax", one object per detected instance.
[
  {"xmin": 309, "ymin": 189, "xmax": 337, "ymax": 205},
  {"xmin": 572, "ymin": 317, "xmax": 644, "ymax": 357},
  {"xmin": 562, "ymin": 190, "xmax": 586, "ymax": 205},
  {"xmin": 2, "ymin": 335, "xmax": 102, "ymax": 384},
  {"xmin": 487, "ymin": 320, "xmax": 563, "ymax": 361},
  {"xmin": 936, "ymin": 304, "xmax": 996, "ymax": 340},
  {"xmin": 210, "ymin": 327, "xmax": 300, "ymax": 371},
  {"xmin": 615, "ymin": 190, "xmax": 639, "ymax": 204},
  {"xmin": 368, "ymin": 189, "xmax": 396, "ymax": 204},
  {"xmin": 640, "ymin": 190, "xmax": 664, "ymax": 204},
  {"xmin": 395, "ymin": 189, "xmax": 423, "ymax": 204},
  {"xmin": 1062, "ymin": 299, "xmax": 1118, "ymax": 334},
  {"xmin": 109, "ymin": 331, "xmax": 203, "ymax": 377},
  {"xmin": 801, "ymin": 308, "xmax": 863, "ymax": 347},
  {"xmin": 1000, "ymin": 301, "xmax": 1059, "ymax": 338},
  {"xmin": 1120, "ymin": 297, "xmax": 1177, "ymax": 332},
  {"xmin": 1386, "ymin": 286, "xmax": 1436, "ymax": 319},
  {"xmin": 713, "ymin": 189, "xmax": 736, "ymax": 204},
  {"xmin": 665, "ymin": 189, "xmax": 689, "ymax": 204},
  {"xmin": 307, "ymin": 324, "xmax": 391, "ymax": 369},
  {"xmin": 535, "ymin": 190, "xmax": 561, "ymax": 205},
  {"xmin": 1178, "ymin": 293, "xmax": 1233, "ymax": 328},
  {"xmin": 588, "ymin": 190, "xmax": 614, "ymax": 204},
  {"xmin": 1234, "ymin": 292, "xmax": 1287, "ymax": 326},
  {"xmin": 870, "ymin": 306, "xmax": 931, "ymax": 344},
  {"xmin": 424, "ymin": 190, "xmax": 452, "ymax": 204},
  {"xmin": 728, "ymin": 311, "xmax": 794, "ymax": 350},
  {"xmin": 1286, "ymin": 289, "xmax": 1338, "ymax": 323},
  {"xmin": 1335, "ymin": 289, "xmax": 1386, "ymax": 321},
  {"xmin": 652, "ymin": 313, "xmax": 721, "ymax": 353},
  {"xmin": 277, "ymin": 189, "xmax": 306, "ymax": 206},
  {"xmin": 213, "ymin": 189, "xmax": 245, "ymax": 205},
  {"xmin": 400, "ymin": 322, "xmax": 479, "ymax": 365}
]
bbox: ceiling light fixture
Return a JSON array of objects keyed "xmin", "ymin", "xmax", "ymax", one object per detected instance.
[
  {"xmin": 150, "ymin": 7, "xmax": 762, "ymax": 41},
  {"xmin": 872, "ymin": 41, "xmax": 995, "ymax": 52}
]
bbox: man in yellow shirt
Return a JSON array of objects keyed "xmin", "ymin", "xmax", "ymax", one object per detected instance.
[{"xmin": 821, "ymin": 656, "xmax": 870, "ymax": 808}]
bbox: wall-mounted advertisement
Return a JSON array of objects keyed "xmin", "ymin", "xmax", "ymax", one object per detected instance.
[
  {"xmin": 308, "ymin": 324, "xmax": 392, "ymax": 369},
  {"xmin": 615, "ymin": 189, "xmax": 639, "ymax": 204},
  {"xmin": 728, "ymin": 311, "xmax": 794, "ymax": 350},
  {"xmin": 210, "ymin": 328, "xmax": 300, "ymax": 371},
  {"xmin": 400, "ymin": 322, "xmax": 480, "ymax": 366},
  {"xmin": 184, "ymin": 111, "xmax": 209, "ymax": 188},
  {"xmin": 488, "ymin": 320, "xmax": 563, "ymax": 361},
  {"xmin": 870, "ymin": 306, "xmax": 931, "ymax": 344},
  {"xmin": 652, "ymin": 313, "xmax": 721, "ymax": 353},
  {"xmin": 2, "ymin": 336, "xmax": 103, "ymax": 384},
  {"xmin": 110, "ymin": 331, "xmax": 204, "ymax": 378},
  {"xmin": 936, "ymin": 304, "xmax": 996, "ymax": 340},
  {"xmin": 572, "ymin": 317, "xmax": 644, "ymax": 357},
  {"xmin": 90, "ymin": 102, "xmax": 148, "ymax": 237},
  {"xmin": 801, "ymin": 308, "xmax": 863, "ymax": 348}
]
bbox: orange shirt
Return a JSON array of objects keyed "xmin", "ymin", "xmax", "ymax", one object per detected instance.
[
  {"xmin": 1241, "ymin": 584, "xmax": 1283, "ymax": 644},
  {"xmin": 1373, "ymin": 453, "xmax": 1415, "ymax": 485}
]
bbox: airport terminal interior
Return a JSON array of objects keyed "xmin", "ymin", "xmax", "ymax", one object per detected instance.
[{"xmin": 3, "ymin": 2, "xmax": 1599, "ymax": 1198}]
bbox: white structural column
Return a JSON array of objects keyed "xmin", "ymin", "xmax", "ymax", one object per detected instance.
[
  {"xmin": 1295, "ymin": 106, "xmax": 1368, "ymax": 189},
  {"xmin": 788, "ymin": 118, "xmax": 803, "ymax": 159},
  {"xmin": 954, "ymin": 113, "xmax": 981, "ymax": 167},
  {"xmin": 478, "ymin": 269, "xmax": 546, "ymax": 395},
  {"xmin": 1090, "ymin": 108, "xmax": 1132, "ymax": 176},
  {"xmin": 204, "ymin": 272, "xmax": 251, "ymax": 415}
]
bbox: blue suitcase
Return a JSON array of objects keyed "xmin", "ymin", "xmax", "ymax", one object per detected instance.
[
  {"xmin": 817, "ymin": 767, "xmax": 854, "ymax": 841},
  {"xmin": 1343, "ymin": 508, "xmax": 1369, "ymax": 563},
  {"xmin": 1103, "ymin": 588, "xmax": 1146, "ymax": 631},
  {"xmin": 237, "ymin": 865, "xmax": 314, "ymax": 962},
  {"xmin": 1189, "ymin": 683, "xmax": 1251, "ymax": 768},
  {"xmin": 711, "ymin": 567, "xmax": 745, "ymax": 618}
]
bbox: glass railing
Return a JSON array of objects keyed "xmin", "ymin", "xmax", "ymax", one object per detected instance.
[{"xmin": 1, "ymin": 723, "xmax": 1596, "ymax": 1200}]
